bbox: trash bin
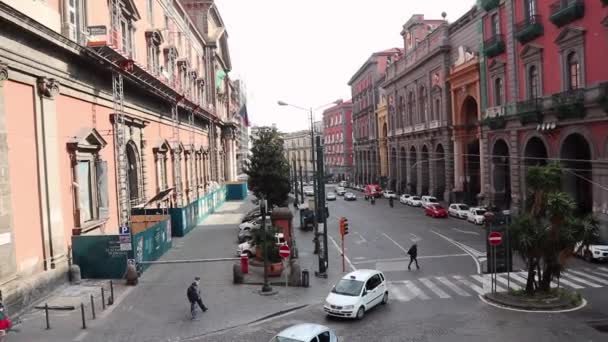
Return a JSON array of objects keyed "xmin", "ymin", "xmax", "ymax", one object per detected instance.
[
  {"xmin": 240, "ymin": 253, "xmax": 249, "ymax": 274},
  {"xmin": 301, "ymin": 269, "xmax": 310, "ymax": 288}
]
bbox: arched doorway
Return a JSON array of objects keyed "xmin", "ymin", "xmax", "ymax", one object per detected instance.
[
  {"xmin": 435, "ymin": 144, "xmax": 446, "ymax": 200},
  {"xmin": 463, "ymin": 96, "xmax": 480, "ymax": 205},
  {"xmin": 492, "ymin": 139, "xmax": 511, "ymax": 210},
  {"xmin": 409, "ymin": 146, "xmax": 417, "ymax": 195},
  {"xmin": 400, "ymin": 147, "xmax": 407, "ymax": 194},
  {"xmin": 524, "ymin": 137, "xmax": 548, "ymax": 166},
  {"xmin": 421, "ymin": 145, "xmax": 430, "ymax": 195},
  {"xmin": 390, "ymin": 148, "xmax": 397, "ymax": 190},
  {"xmin": 560, "ymin": 133, "xmax": 593, "ymax": 215},
  {"xmin": 126, "ymin": 141, "xmax": 140, "ymax": 204}
]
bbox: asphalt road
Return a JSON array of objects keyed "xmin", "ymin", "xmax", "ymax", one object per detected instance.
[{"xmin": 204, "ymin": 187, "xmax": 608, "ymax": 342}]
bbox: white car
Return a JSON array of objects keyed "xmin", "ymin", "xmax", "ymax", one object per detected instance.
[
  {"xmin": 238, "ymin": 216, "xmax": 272, "ymax": 231},
  {"xmin": 448, "ymin": 203, "xmax": 470, "ymax": 219},
  {"xmin": 408, "ymin": 196, "xmax": 422, "ymax": 207},
  {"xmin": 324, "ymin": 269, "xmax": 388, "ymax": 320},
  {"xmin": 421, "ymin": 196, "xmax": 439, "ymax": 209},
  {"xmin": 237, "ymin": 233, "xmax": 286, "ymax": 257},
  {"xmin": 303, "ymin": 186, "xmax": 315, "ymax": 197},
  {"xmin": 399, "ymin": 194, "xmax": 411, "ymax": 204},
  {"xmin": 336, "ymin": 187, "xmax": 346, "ymax": 196},
  {"xmin": 467, "ymin": 208, "xmax": 486, "ymax": 225},
  {"xmin": 575, "ymin": 239, "xmax": 608, "ymax": 262},
  {"xmin": 383, "ymin": 190, "xmax": 397, "ymax": 199},
  {"xmin": 269, "ymin": 323, "xmax": 338, "ymax": 342}
]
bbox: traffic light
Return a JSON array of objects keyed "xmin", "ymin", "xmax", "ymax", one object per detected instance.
[
  {"xmin": 343, "ymin": 218, "xmax": 349, "ymax": 235},
  {"xmin": 339, "ymin": 217, "xmax": 349, "ymax": 236}
]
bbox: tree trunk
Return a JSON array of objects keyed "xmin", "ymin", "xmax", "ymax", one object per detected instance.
[{"xmin": 526, "ymin": 259, "xmax": 536, "ymax": 295}]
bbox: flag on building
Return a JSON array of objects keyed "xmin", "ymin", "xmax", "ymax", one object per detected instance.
[{"xmin": 239, "ymin": 104, "xmax": 249, "ymax": 127}]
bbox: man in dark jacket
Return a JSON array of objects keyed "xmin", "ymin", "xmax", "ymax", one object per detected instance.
[
  {"xmin": 187, "ymin": 277, "xmax": 208, "ymax": 320},
  {"xmin": 407, "ymin": 243, "xmax": 420, "ymax": 270}
]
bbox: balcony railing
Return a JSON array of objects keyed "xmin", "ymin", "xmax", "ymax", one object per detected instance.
[
  {"xmin": 552, "ymin": 88, "xmax": 586, "ymax": 120},
  {"xmin": 512, "ymin": 98, "xmax": 543, "ymax": 125},
  {"xmin": 603, "ymin": 0, "xmax": 608, "ymax": 7},
  {"xmin": 550, "ymin": 0, "xmax": 585, "ymax": 27},
  {"xmin": 481, "ymin": 0, "xmax": 500, "ymax": 11},
  {"xmin": 515, "ymin": 15, "xmax": 544, "ymax": 43},
  {"xmin": 483, "ymin": 34, "xmax": 506, "ymax": 57},
  {"xmin": 484, "ymin": 116, "xmax": 506, "ymax": 130}
]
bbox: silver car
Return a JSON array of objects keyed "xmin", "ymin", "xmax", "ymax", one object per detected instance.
[{"xmin": 269, "ymin": 323, "xmax": 338, "ymax": 342}]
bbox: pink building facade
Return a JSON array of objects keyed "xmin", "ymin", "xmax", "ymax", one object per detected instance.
[
  {"xmin": 322, "ymin": 100, "xmax": 353, "ymax": 181},
  {"xmin": 0, "ymin": 0, "xmax": 239, "ymax": 312}
]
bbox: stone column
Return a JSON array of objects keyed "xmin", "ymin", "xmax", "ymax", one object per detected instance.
[
  {"xmin": 444, "ymin": 139, "xmax": 455, "ymax": 202},
  {"xmin": 36, "ymin": 77, "xmax": 66, "ymax": 268},
  {"xmin": 417, "ymin": 148, "xmax": 423, "ymax": 196},
  {"xmin": 453, "ymin": 134, "xmax": 464, "ymax": 191},
  {"xmin": 140, "ymin": 131, "xmax": 148, "ymax": 202},
  {"xmin": 0, "ymin": 62, "xmax": 17, "ymax": 280},
  {"xmin": 429, "ymin": 142, "xmax": 436, "ymax": 197},
  {"xmin": 481, "ymin": 131, "xmax": 491, "ymax": 207},
  {"xmin": 509, "ymin": 129, "xmax": 522, "ymax": 214}
]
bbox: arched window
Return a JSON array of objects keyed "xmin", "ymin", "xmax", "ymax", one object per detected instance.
[
  {"xmin": 494, "ymin": 77, "xmax": 504, "ymax": 105},
  {"xmin": 528, "ymin": 66, "xmax": 539, "ymax": 99},
  {"xmin": 407, "ymin": 91, "xmax": 415, "ymax": 125},
  {"xmin": 419, "ymin": 87, "xmax": 428, "ymax": 122},
  {"xmin": 567, "ymin": 52, "xmax": 580, "ymax": 90}
]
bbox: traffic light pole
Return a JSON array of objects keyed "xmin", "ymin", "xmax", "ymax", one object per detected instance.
[{"xmin": 315, "ymin": 135, "xmax": 328, "ymax": 278}]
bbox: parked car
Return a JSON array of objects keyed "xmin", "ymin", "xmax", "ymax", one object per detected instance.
[
  {"xmin": 236, "ymin": 233, "xmax": 286, "ymax": 257},
  {"xmin": 336, "ymin": 187, "xmax": 346, "ymax": 196},
  {"xmin": 467, "ymin": 208, "xmax": 486, "ymax": 225},
  {"xmin": 383, "ymin": 190, "xmax": 397, "ymax": 199},
  {"xmin": 339, "ymin": 181, "xmax": 348, "ymax": 188},
  {"xmin": 448, "ymin": 203, "xmax": 469, "ymax": 219},
  {"xmin": 324, "ymin": 269, "xmax": 388, "ymax": 320},
  {"xmin": 575, "ymin": 235, "xmax": 608, "ymax": 262},
  {"xmin": 399, "ymin": 194, "xmax": 411, "ymax": 204},
  {"xmin": 304, "ymin": 186, "xmax": 315, "ymax": 197},
  {"xmin": 364, "ymin": 184, "xmax": 383, "ymax": 200},
  {"xmin": 425, "ymin": 204, "xmax": 448, "ymax": 218},
  {"xmin": 344, "ymin": 192, "xmax": 357, "ymax": 201},
  {"xmin": 269, "ymin": 323, "xmax": 338, "ymax": 342},
  {"xmin": 326, "ymin": 192, "xmax": 337, "ymax": 201},
  {"xmin": 238, "ymin": 216, "xmax": 272, "ymax": 232},
  {"xmin": 407, "ymin": 196, "xmax": 422, "ymax": 207},
  {"xmin": 421, "ymin": 196, "xmax": 439, "ymax": 209}
]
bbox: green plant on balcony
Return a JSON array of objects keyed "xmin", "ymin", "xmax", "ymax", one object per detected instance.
[
  {"xmin": 481, "ymin": 0, "xmax": 500, "ymax": 11},
  {"xmin": 484, "ymin": 34, "xmax": 505, "ymax": 58},
  {"xmin": 552, "ymin": 89, "xmax": 586, "ymax": 120},
  {"xmin": 515, "ymin": 15, "xmax": 544, "ymax": 43},
  {"xmin": 549, "ymin": 0, "xmax": 585, "ymax": 27},
  {"xmin": 516, "ymin": 99, "xmax": 543, "ymax": 125},
  {"xmin": 484, "ymin": 116, "xmax": 506, "ymax": 130}
]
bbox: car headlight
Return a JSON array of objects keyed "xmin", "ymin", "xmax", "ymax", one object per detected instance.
[
  {"xmin": 593, "ymin": 250, "xmax": 600, "ymax": 255},
  {"xmin": 343, "ymin": 305, "xmax": 354, "ymax": 310}
]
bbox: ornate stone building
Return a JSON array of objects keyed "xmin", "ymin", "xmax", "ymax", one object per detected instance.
[{"xmin": 322, "ymin": 100, "xmax": 353, "ymax": 181}]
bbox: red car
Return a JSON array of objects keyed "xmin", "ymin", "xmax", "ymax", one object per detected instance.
[{"xmin": 425, "ymin": 204, "xmax": 448, "ymax": 218}]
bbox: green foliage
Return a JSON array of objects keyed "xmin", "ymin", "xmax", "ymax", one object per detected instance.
[
  {"xmin": 511, "ymin": 163, "xmax": 599, "ymax": 295},
  {"xmin": 243, "ymin": 127, "xmax": 291, "ymax": 208},
  {"xmin": 251, "ymin": 225, "xmax": 282, "ymax": 263}
]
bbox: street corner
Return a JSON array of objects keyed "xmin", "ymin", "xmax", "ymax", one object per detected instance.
[{"xmin": 481, "ymin": 289, "xmax": 588, "ymax": 313}]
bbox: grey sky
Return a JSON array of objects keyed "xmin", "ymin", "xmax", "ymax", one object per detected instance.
[{"xmin": 216, "ymin": 0, "xmax": 477, "ymax": 132}]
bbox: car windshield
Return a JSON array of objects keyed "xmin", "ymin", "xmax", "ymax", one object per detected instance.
[
  {"xmin": 412, "ymin": 197, "xmax": 420, "ymax": 200},
  {"xmin": 269, "ymin": 337, "xmax": 302, "ymax": 342},
  {"xmin": 458, "ymin": 205, "xmax": 469, "ymax": 210},
  {"xmin": 428, "ymin": 197, "xmax": 437, "ymax": 202},
  {"xmin": 475, "ymin": 210, "xmax": 486, "ymax": 215},
  {"xmin": 433, "ymin": 206, "xmax": 444, "ymax": 210},
  {"xmin": 332, "ymin": 279, "xmax": 364, "ymax": 296}
]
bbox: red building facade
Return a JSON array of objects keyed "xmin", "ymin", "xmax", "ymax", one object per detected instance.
[
  {"xmin": 323, "ymin": 100, "xmax": 353, "ymax": 181},
  {"xmin": 480, "ymin": 0, "xmax": 608, "ymax": 224}
]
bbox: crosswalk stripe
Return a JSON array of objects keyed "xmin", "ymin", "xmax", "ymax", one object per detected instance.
[
  {"xmin": 567, "ymin": 269, "xmax": 608, "ymax": 286},
  {"xmin": 593, "ymin": 267, "xmax": 608, "ymax": 275},
  {"xmin": 561, "ymin": 272, "xmax": 603, "ymax": 288},
  {"xmin": 402, "ymin": 280, "xmax": 430, "ymax": 300},
  {"xmin": 584, "ymin": 267, "xmax": 608, "ymax": 278},
  {"xmin": 453, "ymin": 275, "xmax": 485, "ymax": 295},
  {"xmin": 599, "ymin": 267, "xmax": 608, "ymax": 273},
  {"xmin": 471, "ymin": 275, "xmax": 505, "ymax": 292},
  {"xmin": 495, "ymin": 274, "xmax": 522, "ymax": 290},
  {"xmin": 516, "ymin": 271, "xmax": 585, "ymax": 289},
  {"xmin": 435, "ymin": 276, "xmax": 470, "ymax": 297},
  {"xmin": 390, "ymin": 284, "xmax": 411, "ymax": 302},
  {"xmin": 507, "ymin": 272, "xmax": 529, "ymax": 286},
  {"xmin": 419, "ymin": 278, "xmax": 450, "ymax": 299}
]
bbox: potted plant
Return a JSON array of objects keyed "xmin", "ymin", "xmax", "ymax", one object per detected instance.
[
  {"xmin": 265, "ymin": 243, "xmax": 284, "ymax": 277},
  {"xmin": 252, "ymin": 225, "xmax": 279, "ymax": 261}
]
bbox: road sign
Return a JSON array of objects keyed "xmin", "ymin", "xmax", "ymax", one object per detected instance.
[
  {"xmin": 488, "ymin": 232, "xmax": 503, "ymax": 246},
  {"xmin": 279, "ymin": 245, "xmax": 290, "ymax": 259},
  {"xmin": 119, "ymin": 225, "xmax": 130, "ymax": 236}
]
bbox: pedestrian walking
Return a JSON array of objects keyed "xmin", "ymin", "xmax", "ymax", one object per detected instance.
[
  {"xmin": 407, "ymin": 243, "xmax": 420, "ymax": 270},
  {"xmin": 187, "ymin": 277, "xmax": 208, "ymax": 320},
  {"xmin": 389, "ymin": 197, "xmax": 394, "ymax": 208},
  {"xmin": 371, "ymin": 196, "xmax": 376, "ymax": 205}
]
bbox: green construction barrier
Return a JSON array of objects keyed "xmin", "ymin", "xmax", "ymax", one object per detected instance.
[
  {"xmin": 226, "ymin": 182, "xmax": 247, "ymax": 200},
  {"xmin": 72, "ymin": 235, "xmax": 130, "ymax": 279},
  {"xmin": 132, "ymin": 218, "xmax": 172, "ymax": 272}
]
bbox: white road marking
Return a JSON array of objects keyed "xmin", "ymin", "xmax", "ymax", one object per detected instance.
[
  {"xmin": 584, "ymin": 267, "xmax": 608, "ymax": 277},
  {"xmin": 353, "ymin": 256, "xmax": 367, "ymax": 260},
  {"xmin": 401, "ymin": 280, "xmax": 430, "ymax": 300},
  {"xmin": 567, "ymin": 269, "xmax": 608, "ymax": 286},
  {"xmin": 507, "ymin": 272, "xmax": 530, "ymax": 286},
  {"xmin": 561, "ymin": 272, "xmax": 602, "ymax": 288},
  {"xmin": 436, "ymin": 276, "xmax": 470, "ymax": 296},
  {"xmin": 513, "ymin": 271, "xmax": 584, "ymax": 289},
  {"xmin": 452, "ymin": 228, "xmax": 480, "ymax": 236},
  {"xmin": 419, "ymin": 277, "xmax": 451, "ymax": 298},
  {"xmin": 409, "ymin": 233, "xmax": 422, "ymax": 242},
  {"xmin": 328, "ymin": 235, "xmax": 356, "ymax": 271},
  {"xmin": 354, "ymin": 231, "xmax": 367, "ymax": 243},
  {"xmin": 594, "ymin": 267, "xmax": 608, "ymax": 274},
  {"xmin": 471, "ymin": 274, "xmax": 505, "ymax": 292},
  {"xmin": 381, "ymin": 232, "xmax": 410, "ymax": 254},
  {"xmin": 453, "ymin": 275, "xmax": 485, "ymax": 295},
  {"xmin": 353, "ymin": 254, "xmax": 469, "ymax": 265},
  {"xmin": 389, "ymin": 284, "xmax": 411, "ymax": 301},
  {"xmin": 495, "ymin": 274, "xmax": 522, "ymax": 290},
  {"xmin": 431, "ymin": 230, "xmax": 482, "ymax": 274}
]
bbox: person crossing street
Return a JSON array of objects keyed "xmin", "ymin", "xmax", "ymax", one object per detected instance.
[
  {"xmin": 407, "ymin": 243, "xmax": 420, "ymax": 270},
  {"xmin": 187, "ymin": 277, "xmax": 208, "ymax": 320}
]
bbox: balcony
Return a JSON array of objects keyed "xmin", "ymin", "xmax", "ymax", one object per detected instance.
[
  {"xmin": 515, "ymin": 15, "xmax": 544, "ymax": 43},
  {"xmin": 550, "ymin": 0, "xmax": 585, "ymax": 27},
  {"xmin": 483, "ymin": 34, "xmax": 506, "ymax": 57},
  {"xmin": 602, "ymin": 0, "xmax": 608, "ymax": 6},
  {"xmin": 513, "ymin": 98, "xmax": 543, "ymax": 125},
  {"xmin": 600, "ymin": 82, "xmax": 608, "ymax": 114},
  {"xmin": 484, "ymin": 116, "xmax": 506, "ymax": 130},
  {"xmin": 481, "ymin": 0, "xmax": 500, "ymax": 11},
  {"xmin": 552, "ymin": 88, "xmax": 586, "ymax": 120}
]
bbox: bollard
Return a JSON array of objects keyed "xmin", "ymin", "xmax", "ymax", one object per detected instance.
[
  {"xmin": 108, "ymin": 280, "xmax": 114, "ymax": 305},
  {"xmin": 80, "ymin": 303, "xmax": 86, "ymax": 329},
  {"xmin": 90, "ymin": 295, "xmax": 95, "ymax": 319},
  {"xmin": 240, "ymin": 253, "xmax": 249, "ymax": 274},
  {"xmin": 44, "ymin": 303, "xmax": 50, "ymax": 329},
  {"xmin": 101, "ymin": 288, "xmax": 106, "ymax": 310},
  {"xmin": 301, "ymin": 269, "xmax": 310, "ymax": 288}
]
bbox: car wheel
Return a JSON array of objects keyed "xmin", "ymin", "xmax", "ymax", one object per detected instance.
[
  {"xmin": 381, "ymin": 292, "xmax": 389, "ymax": 305},
  {"xmin": 584, "ymin": 251, "xmax": 593, "ymax": 263},
  {"xmin": 356, "ymin": 306, "xmax": 365, "ymax": 320}
]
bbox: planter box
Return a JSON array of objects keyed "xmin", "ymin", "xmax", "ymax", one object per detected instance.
[
  {"xmin": 515, "ymin": 15, "xmax": 544, "ymax": 43},
  {"xmin": 485, "ymin": 116, "xmax": 506, "ymax": 130},
  {"xmin": 552, "ymin": 89, "xmax": 586, "ymax": 120},
  {"xmin": 549, "ymin": 0, "xmax": 585, "ymax": 27},
  {"xmin": 484, "ymin": 34, "xmax": 505, "ymax": 58}
]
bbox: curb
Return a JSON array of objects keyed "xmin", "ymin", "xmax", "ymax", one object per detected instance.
[{"xmin": 480, "ymin": 293, "xmax": 587, "ymax": 313}]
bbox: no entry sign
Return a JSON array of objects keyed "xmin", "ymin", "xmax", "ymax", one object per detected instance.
[
  {"xmin": 488, "ymin": 232, "xmax": 503, "ymax": 246},
  {"xmin": 279, "ymin": 245, "xmax": 290, "ymax": 259}
]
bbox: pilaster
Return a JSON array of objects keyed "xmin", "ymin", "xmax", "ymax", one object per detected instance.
[{"xmin": 509, "ymin": 129, "xmax": 521, "ymax": 214}]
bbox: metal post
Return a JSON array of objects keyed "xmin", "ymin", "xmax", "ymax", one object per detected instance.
[
  {"xmin": 90, "ymin": 295, "xmax": 96, "ymax": 319},
  {"xmin": 80, "ymin": 303, "xmax": 86, "ymax": 329},
  {"xmin": 109, "ymin": 280, "xmax": 114, "ymax": 305},
  {"xmin": 44, "ymin": 303, "xmax": 50, "ymax": 329},
  {"xmin": 299, "ymin": 164, "xmax": 304, "ymax": 202},
  {"xmin": 292, "ymin": 160, "xmax": 299, "ymax": 206},
  {"xmin": 315, "ymin": 135, "xmax": 328, "ymax": 278},
  {"xmin": 341, "ymin": 232, "xmax": 345, "ymax": 273},
  {"xmin": 101, "ymin": 287, "xmax": 106, "ymax": 310},
  {"xmin": 310, "ymin": 108, "xmax": 320, "ymax": 256},
  {"xmin": 260, "ymin": 198, "xmax": 272, "ymax": 293}
]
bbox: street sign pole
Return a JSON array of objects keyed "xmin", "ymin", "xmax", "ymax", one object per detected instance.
[
  {"xmin": 279, "ymin": 245, "xmax": 291, "ymax": 296},
  {"xmin": 341, "ymin": 230, "xmax": 345, "ymax": 273}
]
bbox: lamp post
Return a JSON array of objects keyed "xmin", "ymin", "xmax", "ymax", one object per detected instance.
[{"xmin": 259, "ymin": 196, "xmax": 272, "ymax": 293}]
